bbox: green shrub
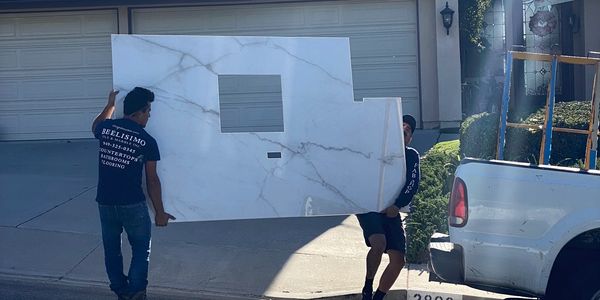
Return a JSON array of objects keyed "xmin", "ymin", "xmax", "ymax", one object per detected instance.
[
  {"xmin": 459, "ymin": 112, "xmax": 499, "ymax": 159},
  {"xmin": 460, "ymin": 101, "xmax": 596, "ymax": 165},
  {"xmin": 520, "ymin": 101, "xmax": 592, "ymax": 165},
  {"xmin": 406, "ymin": 140, "xmax": 460, "ymax": 263}
]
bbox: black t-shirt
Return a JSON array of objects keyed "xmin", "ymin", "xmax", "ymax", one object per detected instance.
[{"xmin": 94, "ymin": 118, "xmax": 160, "ymax": 205}]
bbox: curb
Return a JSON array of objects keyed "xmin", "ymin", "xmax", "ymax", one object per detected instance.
[{"xmin": 0, "ymin": 272, "xmax": 522, "ymax": 300}]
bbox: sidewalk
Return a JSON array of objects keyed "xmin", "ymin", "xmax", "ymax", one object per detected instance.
[{"xmin": 0, "ymin": 137, "xmax": 520, "ymax": 300}]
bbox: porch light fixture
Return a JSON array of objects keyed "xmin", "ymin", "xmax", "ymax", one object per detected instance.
[{"xmin": 440, "ymin": 1, "xmax": 455, "ymax": 35}]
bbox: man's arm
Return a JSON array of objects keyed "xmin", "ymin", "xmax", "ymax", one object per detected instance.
[
  {"xmin": 394, "ymin": 149, "xmax": 420, "ymax": 208},
  {"xmin": 145, "ymin": 160, "xmax": 176, "ymax": 226},
  {"xmin": 92, "ymin": 90, "xmax": 119, "ymax": 134},
  {"xmin": 384, "ymin": 149, "xmax": 421, "ymax": 217}
]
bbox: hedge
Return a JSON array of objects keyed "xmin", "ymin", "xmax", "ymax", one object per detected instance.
[
  {"xmin": 519, "ymin": 101, "xmax": 591, "ymax": 165},
  {"xmin": 405, "ymin": 140, "xmax": 460, "ymax": 263},
  {"xmin": 460, "ymin": 101, "xmax": 597, "ymax": 166},
  {"xmin": 459, "ymin": 111, "xmax": 499, "ymax": 159}
]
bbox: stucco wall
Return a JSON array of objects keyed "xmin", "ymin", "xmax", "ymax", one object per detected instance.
[
  {"xmin": 417, "ymin": 0, "xmax": 439, "ymax": 128},
  {"xmin": 418, "ymin": 0, "xmax": 462, "ymax": 129},
  {"xmin": 435, "ymin": 0, "xmax": 461, "ymax": 128}
]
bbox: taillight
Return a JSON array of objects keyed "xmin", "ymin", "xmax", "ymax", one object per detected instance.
[{"xmin": 449, "ymin": 177, "xmax": 468, "ymax": 227}]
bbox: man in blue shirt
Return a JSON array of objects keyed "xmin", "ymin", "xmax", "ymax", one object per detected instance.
[
  {"xmin": 92, "ymin": 87, "xmax": 175, "ymax": 300},
  {"xmin": 356, "ymin": 114, "xmax": 421, "ymax": 300}
]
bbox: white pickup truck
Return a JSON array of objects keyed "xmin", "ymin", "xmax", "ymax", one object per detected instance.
[{"xmin": 428, "ymin": 158, "xmax": 600, "ymax": 300}]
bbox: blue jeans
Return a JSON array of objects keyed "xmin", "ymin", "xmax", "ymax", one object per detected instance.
[{"xmin": 98, "ymin": 201, "xmax": 151, "ymax": 296}]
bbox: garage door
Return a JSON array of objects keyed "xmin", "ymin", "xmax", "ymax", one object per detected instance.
[
  {"xmin": 0, "ymin": 10, "xmax": 117, "ymax": 140},
  {"xmin": 131, "ymin": 0, "xmax": 420, "ymax": 125}
]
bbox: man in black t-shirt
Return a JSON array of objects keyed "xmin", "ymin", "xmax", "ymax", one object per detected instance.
[
  {"xmin": 92, "ymin": 87, "xmax": 174, "ymax": 300},
  {"xmin": 356, "ymin": 114, "xmax": 421, "ymax": 300}
]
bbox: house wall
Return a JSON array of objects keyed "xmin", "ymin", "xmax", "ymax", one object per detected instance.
[
  {"xmin": 417, "ymin": 0, "xmax": 462, "ymax": 129},
  {"xmin": 0, "ymin": 0, "xmax": 431, "ymax": 140}
]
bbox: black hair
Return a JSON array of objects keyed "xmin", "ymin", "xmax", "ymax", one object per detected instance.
[{"xmin": 124, "ymin": 87, "xmax": 154, "ymax": 115}]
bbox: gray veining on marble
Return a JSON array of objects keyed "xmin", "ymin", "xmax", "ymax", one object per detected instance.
[{"xmin": 111, "ymin": 34, "xmax": 407, "ymax": 222}]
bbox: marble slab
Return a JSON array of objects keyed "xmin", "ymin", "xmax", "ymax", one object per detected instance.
[{"xmin": 111, "ymin": 34, "xmax": 406, "ymax": 222}]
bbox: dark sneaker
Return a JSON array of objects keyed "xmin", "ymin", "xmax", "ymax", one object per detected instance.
[{"xmin": 129, "ymin": 290, "xmax": 147, "ymax": 300}]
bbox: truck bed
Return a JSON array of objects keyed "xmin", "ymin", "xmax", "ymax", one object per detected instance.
[{"xmin": 429, "ymin": 158, "xmax": 600, "ymax": 297}]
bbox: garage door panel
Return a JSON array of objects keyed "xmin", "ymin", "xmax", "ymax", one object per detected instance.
[
  {"xmin": 356, "ymin": 88, "xmax": 418, "ymax": 99},
  {"xmin": 237, "ymin": 7, "xmax": 304, "ymax": 29},
  {"xmin": 21, "ymin": 79, "xmax": 86, "ymax": 99},
  {"xmin": 0, "ymin": 115, "xmax": 19, "ymax": 136},
  {"xmin": 85, "ymin": 46, "xmax": 112, "ymax": 66},
  {"xmin": 352, "ymin": 65, "xmax": 419, "ymax": 88},
  {"xmin": 0, "ymin": 113, "xmax": 91, "ymax": 137},
  {"xmin": 19, "ymin": 112, "xmax": 92, "ymax": 133},
  {"xmin": 85, "ymin": 77, "xmax": 113, "ymax": 97},
  {"xmin": 132, "ymin": 9, "xmax": 209, "ymax": 33},
  {"xmin": 352, "ymin": 56, "xmax": 417, "ymax": 66},
  {"xmin": 354, "ymin": 86, "xmax": 418, "ymax": 99},
  {"xmin": 84, "ymin": 15, "xmax": 118, "ymax": 34},
  {"xmin": 1, "ymin": 79, "xmax": 110, "ymax": 111},
  {"xmin": 0, "ymin": 50, "xmax": 18, "ymax": 68},
  {"xmin": 305, "ymin": 7, "xmax": 340, "ymax": 25},
  {"xmin": 8, "ymin": 12, "xmax": 117, "ymax": 38},
  {"xmin": 1, "ymin": 69, "xmax": 112, "ymax": 79},
  {"xmin": 349, "ymin": 32, "xmax": 417, "ymax": 57},
  {"xmin": 19, "ymin": 45, "xmax": 111, "ymax": 69},
  {"xmin": 21, "ymin": 48, "xmax": 84, "ymax": 68},
  {"xmin": 0, "ymin": 81, "xmax": 18, "ymax": 99},
  {"xmin": 206, "ymin": 13, "xmax": 236, "ymax": 30},
  {"xmin": 131, "ymin": 0, "xmax": 419, "ymax": 129},
  {"xmin": 0, "ymin": 21, "xmax": 15, "ymax": 37},
  {"xmin": 19, "ymin": 17, "xmax": 83, "ymax": 36},
  {"xmin": 400, "ymin": 98, "xmax": 420, "ymax": 120},
  {"xmin": 341, "ymin": 1, "xmax": 416, "ymax": 25},
  {"xmin": 0, "ymin": 98, "xmax": 103, "ymax": 112},
  {"xmin": 132, "ymin": 1, "xmax": 415, "ymax": 31},
  {"xmin": 0, "ymin": 9, "xmax": 117, "ymax": 140}
]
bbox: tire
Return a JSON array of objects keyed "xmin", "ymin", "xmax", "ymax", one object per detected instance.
[{"xmin": 545, "ymin": 247, "xmax": 600, "ymax": 300}]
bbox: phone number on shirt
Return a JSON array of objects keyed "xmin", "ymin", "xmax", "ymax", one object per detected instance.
[{"xmin": 102, "ymin": 141, "xmax": 137, "ymax": 154}]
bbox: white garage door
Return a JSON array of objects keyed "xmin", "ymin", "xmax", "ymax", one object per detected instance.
[
  {"xmin": 131, "ymin": 0, "xmax": 420, "ymax": 125},
  {"xmin": 0, "ymin": 10, "xmax": 117, "ymax": 140}
]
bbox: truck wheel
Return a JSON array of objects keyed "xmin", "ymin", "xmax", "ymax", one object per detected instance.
[{"xmin": 545, "ymin": 248, "xmax": 600, "ymax": 300}]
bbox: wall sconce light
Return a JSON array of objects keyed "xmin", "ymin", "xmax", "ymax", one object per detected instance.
[{"xmin": 440, "ymin": 1, "xmax": 455, "ymax": 35}]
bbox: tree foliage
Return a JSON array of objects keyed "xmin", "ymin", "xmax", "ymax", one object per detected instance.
[{"xmin": 459, "ymin": 0, "xmax": 493, "ymax": 51}]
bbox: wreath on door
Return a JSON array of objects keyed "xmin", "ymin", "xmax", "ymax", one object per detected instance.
[{"xmin": 529, "ymin": 11, "xmax": 557, "ymax": 37}]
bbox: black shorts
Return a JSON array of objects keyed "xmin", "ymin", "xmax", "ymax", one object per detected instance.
[{"xmin": 356, "ymin": 212, "xmax": 406, "ymax": 253}]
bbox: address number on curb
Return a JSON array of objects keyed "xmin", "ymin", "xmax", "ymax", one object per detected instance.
[{"xmin": 407, "ymin": 290, "xmax": 463, "ymax": 300}]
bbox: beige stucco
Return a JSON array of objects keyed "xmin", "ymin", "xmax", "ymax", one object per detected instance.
[
  {"xmin": 417, "ymin": 0, "xmax": 439, "ymax": 129},
  {"xmin": 435, "ymin": 0, "xmax": 462, "ymax": 128},
  {"xmin": 418, "ymin": 0, "xmax": 462, "ymax": 129}
]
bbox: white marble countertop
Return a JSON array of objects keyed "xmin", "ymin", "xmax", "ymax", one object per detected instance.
[{"xmin": 111, "ymin": 34, "xmax": 406, "ymax": 221}]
